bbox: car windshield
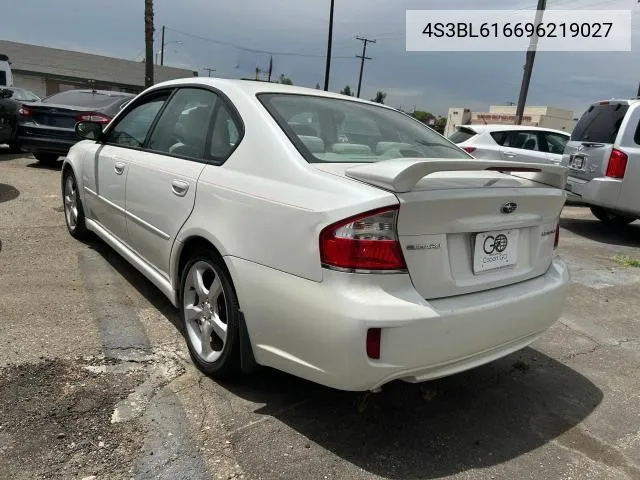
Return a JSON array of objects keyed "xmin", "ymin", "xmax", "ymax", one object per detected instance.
[
  {"xmin": 10, "ymin": 88, "xmax": 40, "ymax": 102},
  {"xmin": 258, "ymin": 93, "xmax": 470, "ymax": 163},
  {"xmin": 42, "ymin": 90, "xmax": 124, "ymax": 108}
]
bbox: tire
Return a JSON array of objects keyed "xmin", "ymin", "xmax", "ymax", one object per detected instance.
[
  {"xmin": 7, "ymin": 141, "xmax": 21, "ymax": 154},
  {"xmin": 34, "ymin": 153, "xmax": 59, "ymax": 165},
  {"xmin": 590, "ymin": 206, "xmax": 636, "ymax": 227},
  {"xmin": 180, "ymin": 250, "xmax": 241, "ymax": 379},
  {"xmin": 62, "ymin": 169, "xmax": 89, "ymax": 240}
]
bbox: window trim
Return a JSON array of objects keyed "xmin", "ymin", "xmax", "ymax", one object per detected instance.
[
  {"xmin": 257, "ymin": 92, "xmax": 470, "ymax": 164},
  {"xmin": 100, "ymin": 83, "xmax": 245, "ymax": 166}
]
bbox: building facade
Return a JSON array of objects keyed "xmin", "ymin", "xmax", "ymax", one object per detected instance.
[
  {"xmin": 445, "ymin": 105, "xmax": 577, "ymax": 138},
  {"xmin": 0, "ymin": 40, "xmax": 197, "ymax": 98}
]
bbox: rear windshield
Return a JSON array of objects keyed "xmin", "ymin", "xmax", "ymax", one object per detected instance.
[
  {"xmin": 571, "ymin": 103, "xmax": 629, "ymax": 143},
  {"xmin": 258, "ymin": 93, "xmax": 470, "ymax": 163},
  {"xmin": 42, "ymin": 90, "xmax": 126, "ymax": 108},
  {"xmin": 448, "ymin": 127, "xmax": 477, "ymax": 143}
]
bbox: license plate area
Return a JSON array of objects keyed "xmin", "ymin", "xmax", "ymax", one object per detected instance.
[
  {"xmin": 473, "ymin": 229, "xmax": 519, "ymax": 273},
  {"xmin": 569, "ymin": 154, "xmax": 586, "ymax": 170}
]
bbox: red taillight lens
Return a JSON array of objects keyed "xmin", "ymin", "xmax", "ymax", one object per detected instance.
[
  {"xmin": 463, "ymin": 146, "xmax": 476, "ymax": 154},
  {"xmin": 319, "ymin": 206, "xmax": 407, "ymax": 271},
  {"xmin": 366, "ymin": 328, "xmax": 381, "ymax": 359},
  {"xmin": 554, "ymin": 223, "xmax": 560, "ymax": 249},
  {"xmin": 606, "ymin": 148, "xmax": 627, "ymax": 179},
  {"xmin": 18, "ymin": 105, "xmax": 32, "ymax": 117},
  {"xmin": 76, "ymin": 112, "xmax": 111, "ymax": 124}
]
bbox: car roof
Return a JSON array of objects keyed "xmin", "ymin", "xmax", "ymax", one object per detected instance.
[
  {"xmin": 147, "ymin": 77, "xmax": 398, "ymax": 110},
  {"xmin": 587, "ymin": 98, "xmax": 640, "ymax": 106},
  {"xmin": 460, "ymin": 124, "xmax": 570, "ymax": 136}
]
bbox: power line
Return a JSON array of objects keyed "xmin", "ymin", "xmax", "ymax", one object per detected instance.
[
  {"xmin": 164, "ymin": 26, "xmax": 353, "ymax": 59},
  {"xmin": 355, "ymin": 36, "xmax": 375, "ymax": 98}
]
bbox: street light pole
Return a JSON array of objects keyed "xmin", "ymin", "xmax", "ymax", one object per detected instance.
[{"xmin": 323, "ymin": 0, "xmax": 335, "ymax": 91}]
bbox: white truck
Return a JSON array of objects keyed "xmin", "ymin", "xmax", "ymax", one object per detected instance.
[{"xmin": 0, "ymin": 54, "xmax": 14, "ymax": 87}]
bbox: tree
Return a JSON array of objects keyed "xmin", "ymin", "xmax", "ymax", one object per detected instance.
[
  {"xmin": 434, "ymin": 116, "xmax": 447, "ymax": 134},
  {"xmin": 411, "ymin": 110, "xmax": 434, "ymax": 123},
  {"xmin": 255, "ymin": 67, "xmax": 261, "ymax": 80},
  {"xmin": 144, "ymin": 0, "xmax": 154, "ymax": 88},
  {"xmin": 278, "ymin": 74, "xmax": 293, "ymax": 85},
  {"xmin": 340, "ymin": 85, "xmax": 353, "ymax": 96},
  {"xmin": 315, "ymin": 83, "xmax": 321, "ymax": 89},
  {"xmin": 371, "ymin": 91, "xmax": 386, "ymax": 104}
]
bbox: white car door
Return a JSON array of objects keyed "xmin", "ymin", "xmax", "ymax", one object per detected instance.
[
  {"xmin": 499, "ymin": 130, "xmax": 551, "ymax": 164},
  {"xmin": 541, "ymin": 131, "xmax": 570, "ymax": 165},
  {"xmin": 124, "ymin": 87, "xmax": 240, "ymax": 276},
  {"xmin": 86, "ymin": 94, "xmax": 169, "ymax": 241}
]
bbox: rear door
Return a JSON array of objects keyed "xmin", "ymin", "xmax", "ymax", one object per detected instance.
[
  {"xmin": 540, "ymin": 131, "xmax": 569, "ymax": 164},
  {"xmin": 564, "ymin": 102, "xmax": 629, "ymax": 180},
  {"xmin": 497, "ymin": 130, "xmax": 551, "ymax": 164},
  {"xmin": 124, "ymin": 87, "xmax": 240, "ymax": 276}
]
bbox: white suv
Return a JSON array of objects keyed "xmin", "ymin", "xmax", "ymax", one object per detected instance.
[
  {"xmin": 564, "ymin": 99, "xmax": 640, "ymax": 225},
  {"xmin": 449, "ymin": 124, "xmax": 570, "ymax": 165}
]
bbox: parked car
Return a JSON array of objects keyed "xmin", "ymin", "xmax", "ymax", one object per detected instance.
[
  {"xmin": 0, "ymin": 53, "xmax": 13, "ymax": 87},
  {"xmin": 449, "ymin": 124, "xmax": 570, "ymax": 165},
  {"xmin": 564, "ymin": 99, "xmax": 640, "ymax": 225},
  {"xmin": 62, "ymin": 78, "xmax": 569, "ymax": 391},
  {"xmin": 0, "ymin": 87, "xmax": 41, "ymax": 152},
  {"xmin": 17, "ymin": 89, "xmax": 135, "ymax": 165}
]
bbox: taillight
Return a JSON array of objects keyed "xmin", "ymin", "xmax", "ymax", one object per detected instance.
[
  {"xmin": 554, "ymin": 223, "xmax": 560, "ymax": 249},
  {"xmin": 606, "ymin": 148, "xmax": 627, "ymax": 179},
  {"xmin": 463, "ymin": 146, "xmax": 476, "ymax": 154},
  {"xmin": 18, "ymin": 105, "xmax": 32, "ymax": 117},
  {"xmin": 366, "ymin": 328, "xmax": 381, "ymax": 359},
  {"xmin": 76, "ymin": 112, "xmax": 111, "ymax": 124},
  {"xmin": 319, "ymin": 206, "xmax": 407, "ymax": 271}
]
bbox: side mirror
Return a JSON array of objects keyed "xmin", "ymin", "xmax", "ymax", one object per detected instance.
[
  {"xmin": 75, "ymin": 121, "xmax": 103, "ymax": 141},
  {"xmin": 0, "ymin": 89, "xmax": 13, "ymax": 99}
]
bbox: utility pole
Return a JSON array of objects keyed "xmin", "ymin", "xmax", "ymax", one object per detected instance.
[
  {"xmin": 515, "ymin": 0, "xmax": 546, "ymax": 124},
  {"xmin": 323, "ymin": 0, "xmax": 335, "ymax": 91},
  {"xmin": 204, "ymin": 67, "xmax": 216, "ymax": 77},
  {"xmin": 637, "ymin": 82, "xmax": 640, "ymax": 97},
  {"xmin": 160, "ymin": 25, "xmax": 165, "ymax": 66},
  {"xmin": 144, "ymin": 0, "xmax": 154, "ymax": 88},
  {"xmin": 355, "ymin": 36, "xmax": 375, "ymax": 98}
]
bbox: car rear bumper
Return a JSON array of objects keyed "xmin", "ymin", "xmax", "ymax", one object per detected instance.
[
  {"xmin": 17, "ymin": 125, "xmax": 77, "ymax": 155},
  {"xmin": 226, "ymin": 256, "xmax": 570, "ymax": 391},
  {"xmin": 566, "ymin": 175, "xmax": 622, "ymax": 208}
]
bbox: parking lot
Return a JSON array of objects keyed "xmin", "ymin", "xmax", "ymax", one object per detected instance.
[{"xmin": 0, "ymin": 150, "xmax": 639, "ymax": 480}]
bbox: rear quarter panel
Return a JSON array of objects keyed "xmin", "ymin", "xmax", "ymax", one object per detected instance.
[{"xmin": 615, "ymin": 104, "xmax": 640, "ymax": 214}]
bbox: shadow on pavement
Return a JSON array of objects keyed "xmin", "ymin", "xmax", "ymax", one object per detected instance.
[
  {"xmin": 561, "ymin": 216, "xmax": 640, "ymax": 248},
  {"xmin": 223, "ymin": 349, "xmax": 602, "ymax": 479},
  {"xmin": 26, "ymin": 159, "xmax": 63, "ymax": 170},
  {"xmin": 83, "ymin": 237, "xmax": 182, "ymax": 332},
  {"xmin": 0, "ymin": 183, "xmax": 19, "ymax": 203}
]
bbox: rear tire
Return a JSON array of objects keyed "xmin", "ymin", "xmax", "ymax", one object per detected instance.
[
  {"xmin": 34, "ymin": 153, "xmax": 59, "ymax": 166},
  {"xmin": 7, "ymin": 141, "xmax": 21, "ymax": 153},
  {"xmin": 180, "ymin": 250, "xmax": 242, "ymax": 380},
  {"xmin": 590, "ymin": 206, "xmax": 636, "ymax": 226}
]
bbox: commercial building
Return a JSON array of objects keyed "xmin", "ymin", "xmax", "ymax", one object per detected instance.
[
  {"xmin": 444, "ymin": 105, "xmax": 577, "ymax": 137},
  {"xmin": 0, "ymin": 40, "xmax": 197, "ymax": 98}
]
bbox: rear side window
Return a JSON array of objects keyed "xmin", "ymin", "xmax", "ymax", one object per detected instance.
[
  {"xmin": 449, "ymin": 127, "xmax": 476, "ymax": 143},
  {"xmin": 490, "ymin": 131, "xmax": 508, "ymax": 145},
  {"xmin": 571, "ymin": 103, "xmax": 629, "ymax": 143},
  {"xmin": 0, "ymin": 71, "xmax": 6, "ymax": 86}
]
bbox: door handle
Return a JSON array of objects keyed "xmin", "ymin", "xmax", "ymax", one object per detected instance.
[
  {"xmin": 504, "ymin": 152, "xmax": 517, "ymax": 158},
  {"xmin": 114, "ymin": 162, "xmax": 125, "ymax": 175},
  {"xmin": 171, "ymin": 180, "xmax": 190, "ymax": 197}
]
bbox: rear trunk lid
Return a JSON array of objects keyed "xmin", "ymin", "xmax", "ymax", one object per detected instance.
[
  {"xmin": 315, "ymin": 159, "xmax": 567, "ymax": 299},
  {"xmin": 564, "ymin": 102, "xmax": 629, "ymax": 181},
  {"xmin": 26, "ymin": 103, "xmax": 86, "ymax": 129}
]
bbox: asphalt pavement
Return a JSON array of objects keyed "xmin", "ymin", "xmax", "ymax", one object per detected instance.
[{"xmin": 0, "ymin": 150, "xmax": 639, "ymax": 480}]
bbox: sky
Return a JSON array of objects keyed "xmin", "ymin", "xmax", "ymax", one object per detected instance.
[{"xmin": 2, "ymin": 0, "xmax": 640, "ymax": 117}]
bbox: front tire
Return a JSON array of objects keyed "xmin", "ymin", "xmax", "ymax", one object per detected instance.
[
  {"xmin": 62, "ymin": 169, "xmax": 89, "ymax": 240},
  {"xmin": 590, "ymin": 206, "xmax": 636, "ymax": 226},
  {"xmin": 180, "ymin": 251, "xmax": 241, "ymax": 379}
]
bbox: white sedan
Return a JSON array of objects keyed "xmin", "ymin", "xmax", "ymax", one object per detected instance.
[
  {"xmin": 449, "ymin": 124, "xmax": 570, "ymax": 165},
  {"xmin": 62, "ymin": 78, "xmax": 569, "ymax": 391}
]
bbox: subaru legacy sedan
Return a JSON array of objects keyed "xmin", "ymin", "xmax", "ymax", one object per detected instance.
[{"xmin": 62, "ymin": 78, "xmax": 569, "ymax": 391}]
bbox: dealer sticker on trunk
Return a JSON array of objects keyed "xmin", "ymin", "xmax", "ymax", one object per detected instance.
[{"xmin": 473, "ymin": 229, "xmax": 519, "ymax": 273}]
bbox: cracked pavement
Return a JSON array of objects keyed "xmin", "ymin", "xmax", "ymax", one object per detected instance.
[{"xmin": 0, "ymin": 151, "xmax": 639, "ymax": 479}]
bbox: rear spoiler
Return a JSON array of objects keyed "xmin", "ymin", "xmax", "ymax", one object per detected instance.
[{"xmin": 345, "ymin": 158, "xmax": 568, "ymax": 193}]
